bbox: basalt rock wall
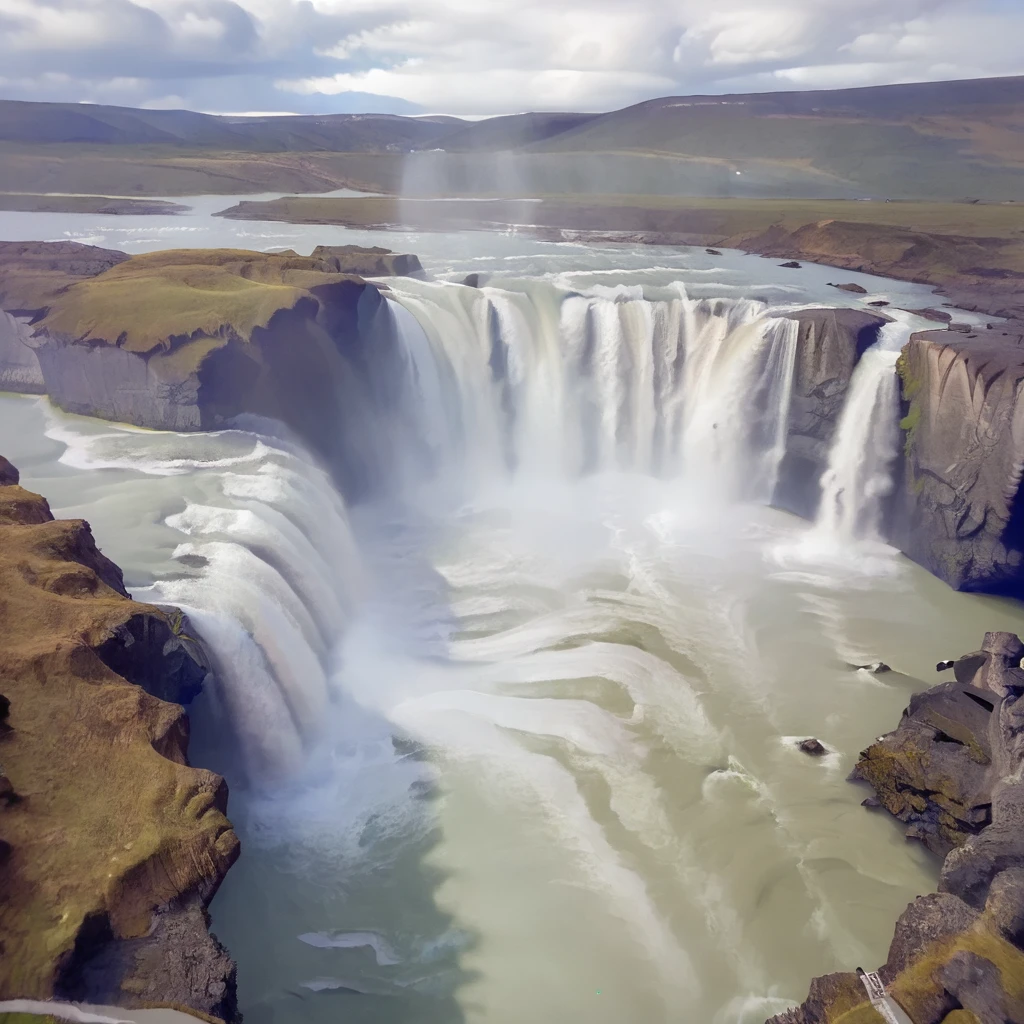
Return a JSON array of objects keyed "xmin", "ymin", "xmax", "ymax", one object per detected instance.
[
  {"xmin": 771, "ymin": 632, "xmax": 1024, "ymax": 1024},
  {"xmin": 893, "ymin": 329, "xmax": 1024, "ymax": 593}
]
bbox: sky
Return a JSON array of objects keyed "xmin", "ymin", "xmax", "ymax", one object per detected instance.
[{"xmin": 1, "ymin": 0, "xmax": 1023, "ymax": 117}]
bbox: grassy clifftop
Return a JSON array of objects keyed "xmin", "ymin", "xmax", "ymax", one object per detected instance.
[{"xmin": 0, "ymin": 462, "xmax": 239, "ymax": 1017}]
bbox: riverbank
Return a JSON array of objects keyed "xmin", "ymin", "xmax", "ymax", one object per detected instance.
[
  {"xmin": 215, "ymin": 195, "xmax": 1024, "ymax": 321},
  {"xmin": 0, "ymin": 195, "xmax": 189, "ymax": 216}
]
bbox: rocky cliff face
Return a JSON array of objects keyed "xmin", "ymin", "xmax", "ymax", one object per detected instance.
[
  {"xmin": 0, "ymin": 243, "xmax": 421, "ymax": 497},
  {"xmin": 0, "ymin": 460, "xmax": 239, "ymax": 1020},
  {"xmin": 773, "ymin": 308, "xmax": 891, "ymax": 518},
  {"xmin": 771, "ymin": 632, "xmax": 1024, "ymax": 1024},
  {"xmin": 892, "ymin": 329, "xmax": 1024, "ymax": 593}
]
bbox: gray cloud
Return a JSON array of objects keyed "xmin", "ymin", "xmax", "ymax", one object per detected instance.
[{"xmin": 0, "ymin": 0, "xmax": 1022, "ymax": 115}]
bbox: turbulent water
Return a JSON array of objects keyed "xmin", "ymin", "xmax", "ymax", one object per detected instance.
[{"xmin": 0, "ymin": 202, "xmax": 1018, "ymax": 1024}]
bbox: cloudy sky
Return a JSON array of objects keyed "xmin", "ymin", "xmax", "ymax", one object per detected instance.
[{"xmin": 1, "ymin": 0, "xmax": 1022, "ymax": 117}]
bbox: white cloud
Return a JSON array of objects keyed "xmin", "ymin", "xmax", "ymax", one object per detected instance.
[{"xmin": 0, "ymin": 0, "xmax": 1022, "ymax": 115}]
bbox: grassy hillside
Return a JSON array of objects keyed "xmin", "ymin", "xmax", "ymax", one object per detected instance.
[{"xmin": 0, "ymin": 77, "xmax": 1022, "ymax": 199}]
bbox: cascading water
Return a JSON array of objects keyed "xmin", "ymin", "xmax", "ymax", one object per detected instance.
[
  {"xmin": 384, "ymin": 278, "xmax": 799, "ymax": 497},
  {"xmin": 815, "ymin": 321, "xmax": 910, "ymax": 542}
]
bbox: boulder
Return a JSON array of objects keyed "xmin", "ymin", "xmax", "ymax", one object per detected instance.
[
  {"xmin": 830, "ymin": 282, "xmax": 869, "ymax": 294},
  {"xmin": 798, "ymin": 738, "xmax": 827, "ymax": 757},
  {"xmin": 780, "ymin": 261, "xmax": 802, "ymax": 269},
  {"xmin": 705, "ymin": 248, "xmax": 723, "ymax": 256}
]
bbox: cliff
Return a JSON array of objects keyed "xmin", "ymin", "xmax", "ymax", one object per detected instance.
[
  {"xmin": 0, "ymin": 242, "xmax": 423, "ymax": 497},
  {"xmin": 0, "ymin": 460, "xmax": 239, "ymax": 1020},
  {"xmin": 774, "ymin": 308, "xmax": 891, "ymax": 519},
  {"xmin": 771, "ymin": 632, "xmax": 1024, "ymax": 1024},
  {"xmin": 893, "ymin": 329, "xmax": 1024, "ymax": 593}
]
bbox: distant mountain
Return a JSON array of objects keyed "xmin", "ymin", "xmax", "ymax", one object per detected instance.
[
  {"xmin": 0, "ymin": 100, "xmax": 461, "ymax": 152},
  {"xmin": 0, "ymin": 76, "xmax": 1022, "ymax": 200}
]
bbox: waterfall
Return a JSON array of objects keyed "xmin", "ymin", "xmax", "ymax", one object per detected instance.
[
  {"xmin": 128, "ymin": 449, "xmax": 365, "ymax": 784},
  {"xmin": 384, "ymin": 279, "xmax": 798, "ymax": 500},
  {"xmin": 815, "ymin": 321, "xmax": 908, "ymax": 542}
]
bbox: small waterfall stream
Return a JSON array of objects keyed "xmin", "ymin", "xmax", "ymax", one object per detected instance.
[{"xmin": 815, "ymin": 321, "xmax": 909, "ymax": 542}]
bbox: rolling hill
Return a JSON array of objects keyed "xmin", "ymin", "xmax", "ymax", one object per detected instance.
[{"xmin": 0, "ymin": 76, "xmax": 1022, "ymax": 199}]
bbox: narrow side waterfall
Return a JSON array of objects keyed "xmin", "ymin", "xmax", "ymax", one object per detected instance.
[
  {"xmin": 384, "ymin": 279, "xmax": 799, "ymax": 499},
  {"xmin": 815, "ymin": 321, "xmax": 908, "ymax": 542}
]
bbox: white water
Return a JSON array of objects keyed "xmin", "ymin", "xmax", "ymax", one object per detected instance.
[
  {"xmin": 816, "ymin": 321, "xmax": 909, "ymax": 543},
  {"xmin": 0, "ymin": 235, "xmax": 1011, "ymax": 1024},
  {"xmin": 385, "ymin": 278, "xmax": 799, "ymax": 500}
]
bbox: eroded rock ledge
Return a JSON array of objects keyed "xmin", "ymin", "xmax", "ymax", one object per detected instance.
[
  {"xmin": 0, "ymin": 459, "xmax": 239, "ymax": 1021},
  {"xmin": 771, "ymin": 632, "xmax": 1024, "ymax": 1024},
  {"xmin": 0, "ymin": 241, "xmax": 424, "ymax": 497}
]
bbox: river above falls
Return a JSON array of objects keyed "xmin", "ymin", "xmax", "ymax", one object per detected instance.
[{"xmin": 0, "ymin": 203, "xmax": 1017, "ymax": 1024}]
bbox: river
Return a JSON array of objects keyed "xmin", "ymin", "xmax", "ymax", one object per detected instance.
[{"xmin": 1, "ymin": 196, "xmax": 1019, "ymax": 1024}]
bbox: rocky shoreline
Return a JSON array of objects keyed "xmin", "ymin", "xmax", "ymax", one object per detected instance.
[
  {"xmin": 772, "ymin": 633, "xmax": 1024, "ymax": 1024},
  {"xmin": 0, "ymin": 458, "xmax": 239, "ymax": 1020}
]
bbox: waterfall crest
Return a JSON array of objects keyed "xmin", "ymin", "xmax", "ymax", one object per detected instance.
[{"xmin": 384, "ymin": 279, "xmax": 799, "ymax": 500}]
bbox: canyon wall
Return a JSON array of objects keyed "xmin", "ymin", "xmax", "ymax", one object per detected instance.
[
  {"xmin": 0, "ymin": 459, "xmax": 239, "ymax": 1020},
  {"xmin": 771, "ymin": 632, "xmax": 1024, "ymax": 1024},
  {"xmin": 891, "ymin": 329, "xmax": 1024, "ymax": 593},
  {"xmin": 773, "ymin": 307, "xmax": 890, "ymax": 519},
  {"xmin": 0, "ymin": 244, "xmax": 421, "ymax": 497}
]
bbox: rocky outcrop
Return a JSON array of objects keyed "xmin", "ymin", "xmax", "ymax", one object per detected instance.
[
  {"xmin": 771, "ymin": 632, "xmax": 1024, "ymax": 1024},
  {"xmin": 892, "ymin": 329, "xmax": 1024, "ymax": 593},
  {"xmin": 0, "ymin": 243, "xmax": 422, "ymax": 497},
  {"xmin": 0, "ymin": 462, "xmax": 239, "ymax": 1020},
  {"xmin": 0, "ymin": 310, "xmax": 44, "ymax": 393},
  {"xmin": 773, "ymin": 308, "xmax": 890, "ymax": 518},
  {"xmin": 0, "ymin": 241, "xmax": 129, "ymax": 316}
]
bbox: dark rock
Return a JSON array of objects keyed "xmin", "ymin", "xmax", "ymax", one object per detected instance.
[
  {"xmin": 830, "ymin": 282, "xmax": 869, "ymax": 294},
  {"xmin": 0, "ymin": 765, "xmax": 14, "ymax": 805},
  {"xmin": 308, "ymin": 244, "xmax": 423, "ymax": 278},
  {"xmin": 0, "ymin": 456, "xmax": 19, "ymax": 486},
  {"xmin": 892, "ymin": 332, "xmax": 1024, "ymax": 593},
  {"xmin": 868, "ymin": 300, "xmax": 891, "ymax": 307},
  {"xmin": 904, "ymin": 307, "xmax": 954, "ymax": 323},
  {"xmin": 798, "ymin": 738, "xmax": 827, "ymax": 757},
  {"xmin": 938, "ymin": 951, "xmax": 1013, "ymax": 1023},
  {"xmin": 780, "ymin": 261, "xmax": 802, "ymax": 269},
  {"xmin": 937, "ymin": 660, "xmax": 956, "ymax": 672},
  {"xmin": 984, "ymin": 867, "xmax": 1024, "ymax": 946},
  {"xmin": 94, "ymin": 610, "xmax": 209, "ymax": 706},
  {"xmin": 782, "ymin": 633, "xmax": 1024, "ymax": 1024},
  {"xmin": 884, "ymin": 893, "xmax": 980, "ymax": 976},
  {"xmin": 705, "ymin": 248, "xmax": 723, "ymax": 256},
  {"xmin": 462, "ymin": 272, "xmax": 486, "ymax": 287},
  {"xmin": 772, "ymin": 308, "xmax": 891, "ymax": 519}
]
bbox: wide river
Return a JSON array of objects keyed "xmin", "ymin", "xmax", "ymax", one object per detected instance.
[{"xmin": 2, "ymin": 197, "xmax": 1021, "ymax": 1024}]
